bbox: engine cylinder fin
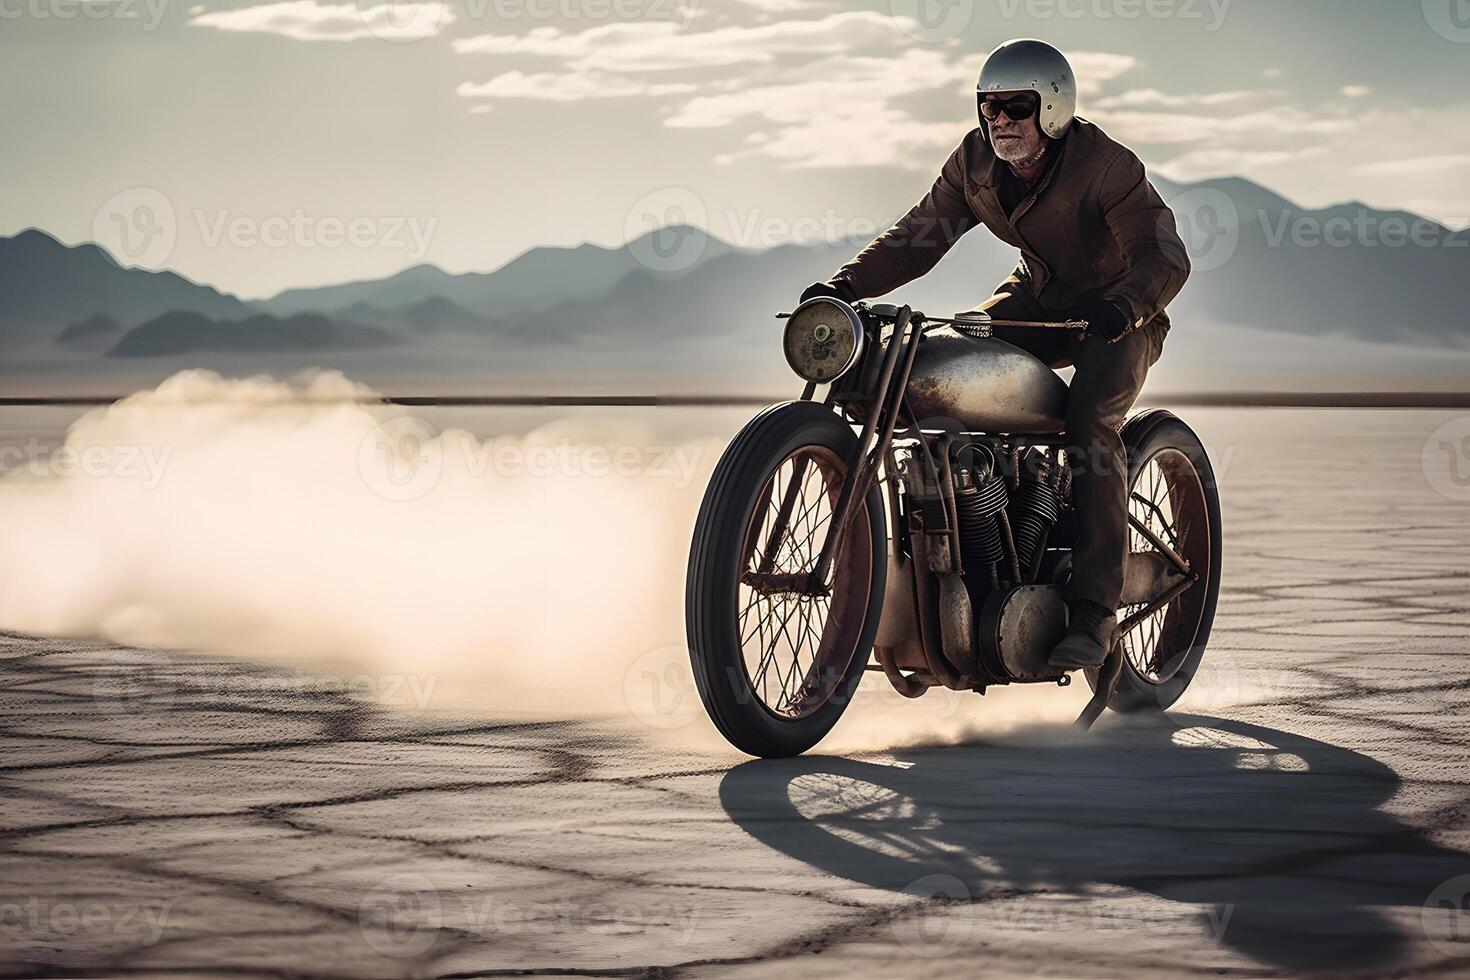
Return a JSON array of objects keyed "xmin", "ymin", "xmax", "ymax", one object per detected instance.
[
  {"xmin": 954, "ymin": 473, "xmax": 1008, "ymax": 570},
  {"xmin": 1007, "ymin": 451, "xmax": 1063, "ymax": 575}
]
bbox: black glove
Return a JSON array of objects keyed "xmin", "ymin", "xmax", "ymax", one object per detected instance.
[
  {"xmin": 1080, "ymin": 298, "xmax": 1132, "ymax": 343},
  {"xmin": 800, "ymin": 279, "xmax": 857, "ymax": 305}
]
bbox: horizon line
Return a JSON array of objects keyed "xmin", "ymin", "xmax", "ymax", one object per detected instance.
[{"xmin": 1, "ymin": 391, "xmax": 1467, "ymax": 409}]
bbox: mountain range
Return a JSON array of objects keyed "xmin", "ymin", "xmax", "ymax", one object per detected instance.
[{"xmin": 1, "ymin": 174, "xmax": 1466, "ymax": 393}]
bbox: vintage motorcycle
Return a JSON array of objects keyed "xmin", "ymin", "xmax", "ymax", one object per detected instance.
[{"xmin": 686, "ymin": 298, "xmax": 1222, "ymax": 758}]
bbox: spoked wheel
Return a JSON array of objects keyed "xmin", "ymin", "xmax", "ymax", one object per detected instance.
[
  {"xmin": 1091, "ymin": 410, "xmax": 1222, "ymax": 713},
  {"xmin": 687, "ymin": 402, "xmax": 887, "ymax": 758}
]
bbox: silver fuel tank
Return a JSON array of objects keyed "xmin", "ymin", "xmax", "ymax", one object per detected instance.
[{"xmin": 903, "ymin": 327, "xmax": 1069, "ymax": 434}]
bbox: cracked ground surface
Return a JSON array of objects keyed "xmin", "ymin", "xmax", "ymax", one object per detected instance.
[{"xmin": 2, "ymin": 408, "xmax": 1470, "ymax": 978}]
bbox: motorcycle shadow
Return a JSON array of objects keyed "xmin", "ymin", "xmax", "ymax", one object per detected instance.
[{"xmin": 718, "ymin": 714, "xmax": 1470, "ymax": 972}]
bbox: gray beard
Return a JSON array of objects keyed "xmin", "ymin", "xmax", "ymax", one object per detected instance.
[
  {"xmin": 999, "ymin": 142, "xmax": 1047, "ymax": 169},
  {"xmin": 991, "ymin": 131, "xmax": 1042, "ymax": 163}
]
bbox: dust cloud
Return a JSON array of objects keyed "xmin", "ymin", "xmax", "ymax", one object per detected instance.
[
  {"xmin": 0, "ymin": 369, "xmax": 1200, "ymax": 749},
  {"xmin": 0, "ymin": 370, "xmax": 712, "ymax": 720}
]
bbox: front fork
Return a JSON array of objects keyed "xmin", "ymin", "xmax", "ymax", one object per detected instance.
[
  {"xmin": 807, "ymin": 307, "xmax": 924, "ymax": 592},
  {"xmin": 750, "ymin": 307, "xmax": 923, "ymax": 594}
]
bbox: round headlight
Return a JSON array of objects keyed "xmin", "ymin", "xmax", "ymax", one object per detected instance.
[{"xmin": 783, "ymin": 298, "xmax": 864, "ymax": 384}]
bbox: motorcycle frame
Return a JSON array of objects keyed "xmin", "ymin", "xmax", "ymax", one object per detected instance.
[{"xmin": 773, "ymin": 301, "xmax": 1189, "ymax": 728}]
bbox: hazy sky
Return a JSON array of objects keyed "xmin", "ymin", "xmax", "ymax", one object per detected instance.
[{"xmin": 3, "ymin": 0, "xmax": 1467, "ymax": 298}]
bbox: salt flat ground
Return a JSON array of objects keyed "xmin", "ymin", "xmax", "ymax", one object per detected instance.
[{"xmin": 2, "ymin": 407, "xmax": 1470, "ymax": 978}]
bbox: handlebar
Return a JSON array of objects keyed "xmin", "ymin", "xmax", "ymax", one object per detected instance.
[
  {"xmin": 777, "ymin": 300, "xmax": 1088, "ymax": 334},
  {"xmin": 940, "ymin": 316, "xmax": 1090, "ymax": 331}
]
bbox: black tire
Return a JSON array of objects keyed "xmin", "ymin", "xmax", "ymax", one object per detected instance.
[
  {"xmin": 686, "ymin": 401, "xmax": 887, "ymax": 758},
  {"xmin": 1088, "ymin": 410, "xmax": 1223, "ymax": 713}
]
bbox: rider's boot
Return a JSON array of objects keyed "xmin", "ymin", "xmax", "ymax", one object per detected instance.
[{"xmin": 1048, "ymin": 599, "xmax": 1117, "ymax": 671}]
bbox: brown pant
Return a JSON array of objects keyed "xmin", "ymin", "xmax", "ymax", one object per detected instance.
[{"xmin": 984, "ymin": 282, "xmax": 1166, "ymax": 611}]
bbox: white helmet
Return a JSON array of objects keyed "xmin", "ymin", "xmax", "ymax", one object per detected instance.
[{"xmin": 976, "ymin": 39, "xmax": 1077, "ymax": 140}]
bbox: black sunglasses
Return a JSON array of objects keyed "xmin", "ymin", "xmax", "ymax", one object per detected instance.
[{"xmin": 979, "ymin": 94, "xmax": 1039, "ymax": 122}]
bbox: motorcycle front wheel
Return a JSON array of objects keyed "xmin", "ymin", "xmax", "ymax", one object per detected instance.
[{"xmin": 686, "ymin": 402, "xmax": 887, "ymax": 758}]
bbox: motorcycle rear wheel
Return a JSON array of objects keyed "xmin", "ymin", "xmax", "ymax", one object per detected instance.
[
  {"xmin": 686, "ymin": 402, "xmax": 887, "ymax": 758},
  {"xmin": 1089, "ymin": 410, "xmax": 1223, "ymax": 713}
]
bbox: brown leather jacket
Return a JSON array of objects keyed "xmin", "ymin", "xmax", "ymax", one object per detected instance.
[{"xmin": 834, "ymin": 118, "xmax": 1190, "ymax": 336}]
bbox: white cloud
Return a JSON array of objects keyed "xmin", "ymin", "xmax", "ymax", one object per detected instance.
[
  {"xmin": 450, "ymin": 13, "xmax": 1062, "ymax": 170},
  {"xmin": 458, "ymin": 72, "xmax": 696, "ymax": 101},
  {"xmin": 1067, "ymin": 52, "xmax": 1139, "ymax": 96},
  {"xmin": 1155, "ymin": 147, "xmax": 1326, "ymax": 182},
  {"xmin": 1399, "ymin": 200, "xmax": 1469, "ymax": 229},
  {"xmin": 1263, "ymin": 67, "xmax": 1283, "ymax": 78},
  {"xmin": 189, "ymin": 0, "xmax": 452, "ymax": 41},
  {"xmin": 1088, "ymin": 107, "xmax": 1356, "ymax": 144},
  {"xmin": 660, "ymin": 48, "xmax": 978, "ymax": 168},
  {"xmin": 729, "ymin": 109, "xmax": 965, "ymax": 169},
  {"xmin": 663, "ymin": 49, "xmax": 975, "ymax": 128},
  {"xmin": 1087, "ymin": 86, "xmax": 1363, "ymax": 186},
  {"xmin": 720, "ymin": 48, "xmax": 1135, "ymax": 169},
  {"xmin": 1091, "ymin": 88, "xmax": 1264, "ymax": 110},
  {"xmin": 1356, "ymin": 153, "xmax": 1470, "ymax": 177},
  {"xmin": 452, "ymin": 11, "xmax": 903, "ymax": 72},
  {"xmin": 1135, "ymin": 100, "xmax": 1470, "ymax": 226},
  {"xmin": 730, "ymin": 0, "xmax": 829, "ymax": 9},
  {"xmin": 449, "ymin": 21, "xmax": 1137, "ymax": 171},
  {"xmin": 1341, "ymin": 85, "xmax": 1371, "ymax": 98}
]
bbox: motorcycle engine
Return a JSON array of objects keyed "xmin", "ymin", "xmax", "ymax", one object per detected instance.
[{"xmin": 949, "ymin": 444, "xmax": 1067, "ymax": 598}]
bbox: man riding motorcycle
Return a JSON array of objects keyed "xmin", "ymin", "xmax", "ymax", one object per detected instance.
[{"xmin": 801, "ymin": 38, "xmax": 1191, "ymax": 672}]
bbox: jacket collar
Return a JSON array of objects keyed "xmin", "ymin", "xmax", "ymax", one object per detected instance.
[{"xmin": 975, "ymin": 130, "xmax": 1071, "ymax": 229}]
